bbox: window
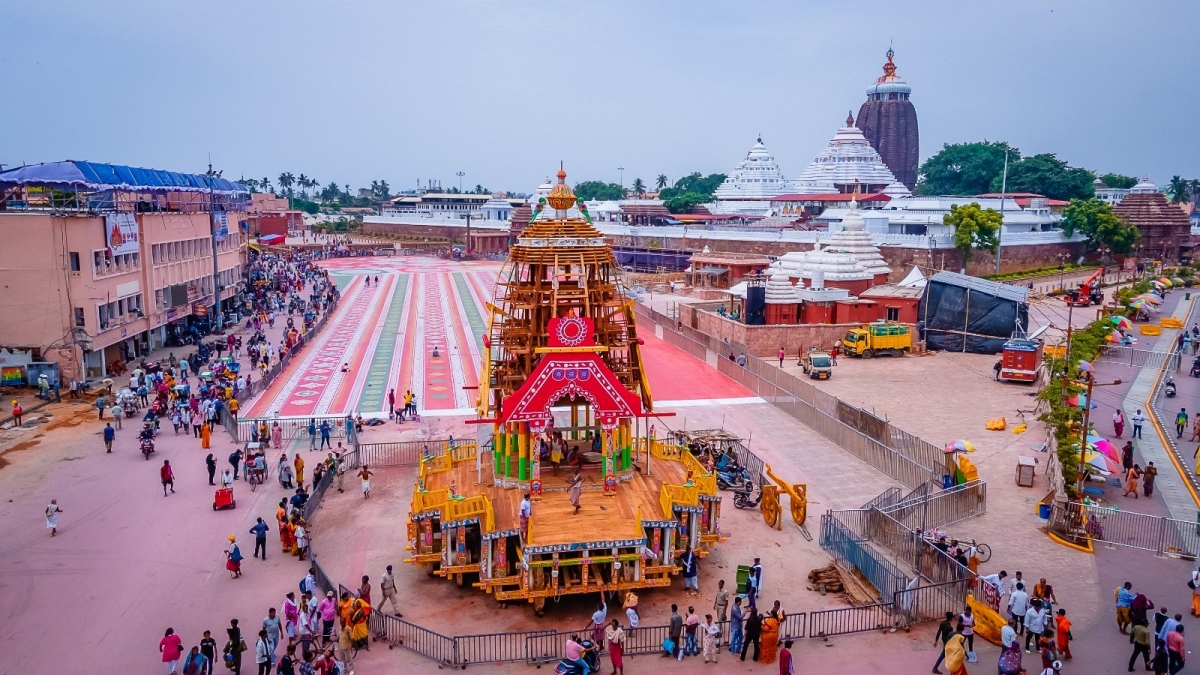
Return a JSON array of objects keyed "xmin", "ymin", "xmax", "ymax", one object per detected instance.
[
  {"xmin": 69, "ymin": 252, "xmax": 80, "ymax": 272},
  {"xmin": 886, "ymin": 307, "xmax": 900, "ymax": 322},
  {"xmin": 74, "ymin": 307, "xmax": 85, "ymax": 327}
]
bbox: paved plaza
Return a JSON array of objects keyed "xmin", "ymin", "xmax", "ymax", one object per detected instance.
[{"xmin": 2, "ymin": 256, "xmax": 1199, "ymax": 674}]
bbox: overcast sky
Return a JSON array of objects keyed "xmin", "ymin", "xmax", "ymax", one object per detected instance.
[{"xmin": 3, "ymin": 1, "xmax": 1197, "ymax": 193}]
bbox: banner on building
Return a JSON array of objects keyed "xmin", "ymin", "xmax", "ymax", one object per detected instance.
[
  {"xmin": 214, "ymin": 211, "xmax": 229, "ymax": 242},
  {"xmin": 104, "ymin": 213, "xmax": 140, "ymax": 255}
]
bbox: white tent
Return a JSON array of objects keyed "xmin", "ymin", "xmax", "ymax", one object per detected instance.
[{"xmin": 897, "ymin": 266, "xmax": 927, "ymax": 288}]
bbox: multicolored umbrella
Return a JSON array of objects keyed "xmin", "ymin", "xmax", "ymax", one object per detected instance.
[
  {"xmin": 1110, "ymin": 316, "xmax": 1133, "ymax": 330},
  {"xmin": 1078, "ymin": 360, "xmax": 1095, "ymax": 374},
  {"xmin": 944, "ymin": 439, "xmax": 976, "ymax": 454},
  {"xmin": 1108, "ymin": 332, "xmax": 1124, "ymax": 343},
  {"xmin": 1136, "ymin": 294, "xmax": 1162, "ymax": 305},
  {"xmin": 1172, "ymin": 277, "xmax": 1185, "ymax": 285},
  {"xmin": 1158, "ymin": 277, "xmax": 1173, "ymax": 287},
  {"xmin": 1086, "ymin": 435, "xmax": 1120, "ymax": 462},
  {"xmin": 1067, "ymin": 393, "xmax": 1098, "ymax": 409},
  {"xmin": 1081, "ymin": 450, "xmax": 1120, "ymax": 475}
]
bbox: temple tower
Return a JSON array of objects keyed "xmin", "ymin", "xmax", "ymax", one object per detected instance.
[{"xmin": 855, "ymin": 48, "xmax": 919, "ymax": 190}]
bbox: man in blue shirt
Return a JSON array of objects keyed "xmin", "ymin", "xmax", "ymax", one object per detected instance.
[
  {"xmin": 308, "ymin": 419, "xmax": 317, "ymax": 451},
  {"xmin": 681, "ymin": 545, "xmax": 699, "ymax": 596},
  {"xmin": 103, "ymin": 423, "xmax": 115, "ymax": 453},
  {"xmin": 319, "ymin": 421, "xmax": 331, "ymax": 449},
  {"xmin": 250, "ymin": 517, "xmax": 270, "ymax": 561},
  {"xmin": 1116, "ymin": 581, "xmax": 1135, "ymax": 635}
]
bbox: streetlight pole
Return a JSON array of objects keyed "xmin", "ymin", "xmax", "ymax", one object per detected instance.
[
  {"xmin": 465, "ymin": 213, "xmax": 472, "ymax": 257},
  {"xmin": 456, "ymin": 171, "xmax": 465, "ymax": 193},
  {"xmin": 994, "ymin": 150, "xmax": 1009, "ymax": 275},
  {"xmin": 618, "ymin": 167, "xmax": 625, "ymax": 188},
  {"xmin": 205, "ymin": 161, "xmax": 224, "ymax": 334}
]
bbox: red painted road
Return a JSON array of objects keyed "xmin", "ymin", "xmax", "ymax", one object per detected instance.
[{"xmin": 639, "ymin": 331, "xmax": 754, "ymax": 401}]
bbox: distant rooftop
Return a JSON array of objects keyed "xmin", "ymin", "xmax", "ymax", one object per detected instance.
[{"xmin": 0, "ymin": 160, "xmax": 246, "ymax": 194}]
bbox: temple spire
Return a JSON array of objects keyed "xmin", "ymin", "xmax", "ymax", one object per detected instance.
[{"xmin": 846, "ymin": 111, "xmax": 854, "ymax": 127}]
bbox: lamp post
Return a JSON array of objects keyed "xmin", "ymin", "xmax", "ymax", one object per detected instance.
[
  {"xmin": 1057, "ymin": 252, "xmax": 1070, "ymax": 291},
  {"xmin": 1070, "ymin": 371, "xmax": 1122, "ymax": 499},
  {"xmin": 618, "ymin": 167, "xmax": 625, "ymax": 188},
  {"xmin": 994, "ymin": 150, "xmax": 1009, "ymax": 275},
  {"xmin": 205, "ymin": 162, "xmax": 224, "ymax": 334},
  {"xmin": 456, "ymin": 171, "xmax": 465, "ymax": 193}
]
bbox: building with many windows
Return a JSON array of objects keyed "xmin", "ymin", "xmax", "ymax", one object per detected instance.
[{"xmin": 0, "ymin": 161, "xmax": 248, "ymax": 379}]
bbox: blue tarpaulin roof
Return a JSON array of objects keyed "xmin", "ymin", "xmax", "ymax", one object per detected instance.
[{"xmin": 0, "ymin": 161, "xmax": 247, "ymax": 195}]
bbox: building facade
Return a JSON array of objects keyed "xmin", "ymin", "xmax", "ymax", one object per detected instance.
[
  {"xmin": 1112, "ymin": 178, "xmax": 1192, "ymax": 262},
  {"xmin": 0, "ymin": 161, "xmax": 248, "ymax": 380}
]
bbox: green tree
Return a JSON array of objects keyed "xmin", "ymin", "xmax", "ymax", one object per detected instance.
[
  {"xmin": 321, "ymin": 181, "xmax": 341, "ymax": 203},
  {"xmin": 278, "ymin": 172, "xmax": 295, "ymax": 197},
  {"xmin": 240, "ymin": 177, "xmax": 259, "ymax": 193},
  {"xmin": 655, "ymin": 174, "xmax": 668, "ymax": 190},
  {"xmin": 297, "ymin": 174, "xmax": 310, "ymax": 199},
  {"xmin": 631, "ymin": 178, "xmax": 647, "ymax": 198},
  {"xmin": 658, "ymin": 172, "xmax": 726, "ymax": 201},
  {"xmin": 1098, "ymin": 173, "xmax": 1138, "ymax": 189},
  {"xmin": 916, "ymin": 141, "xmax": 1017, "ymax": 196},
  {"xmin": 1168, "ymin": 176, "xmax": 1191, "ymax": 204},
  {"xmin": 990, "ymin": 153, "xmax": 1094, "ymax": 200},
  {"xmin": 574, "ymin": 181, "xmax": 627, "ymax": 201},
  {"xmin": 1060, "ymin": 198, "xmax": 1141, "ymax": 255},
  {"xmin": 261, "ymin": 177, "xmax": 273, "ymax": 194},
  {"xmin": 663, "ymin": 192, "xmax": 709, "ymax": 214},
  {"xmin": 944, "ymin": 202, "xmax": 1002, "ymax": 262},
  {"xmin": 473, "ymin": 184, "xmax": 487, "ymax": 194},
  {"xmin": 1190, "ymin": 179, "xmax": 1200, "ymax": 203}
]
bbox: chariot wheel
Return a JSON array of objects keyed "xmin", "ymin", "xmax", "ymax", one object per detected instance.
[
  {"xmin": 761, "ymin": 486, "xmax": 780, "ymax": 528},
  {"xmin": 790, "ymin": 485, "xmax": 808, "ymax": 526}
]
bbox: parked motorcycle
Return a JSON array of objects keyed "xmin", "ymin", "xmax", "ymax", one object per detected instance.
[
  {"xmin": 716, "ymin": 466, "xmax": 753, "ymax": 491},
  {"xmin": 732, "ymin": 482, "xmax": 763, "ymax": 510},
  {"xmin": 1166, "ymin": 378, "xmax": 1177, "ymax": 398}
]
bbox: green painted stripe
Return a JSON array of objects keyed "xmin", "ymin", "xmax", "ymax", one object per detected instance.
[
  {"xmin": 329, "ymin": 273, "xmax": 353, "ymax": 291},
  {"xmin": 452, "ymin": 273, "xmax": 487, "ymax": 349},
  {"xmin": 356, "ymin": 274, "xmax": 409, "ymax": 412}
]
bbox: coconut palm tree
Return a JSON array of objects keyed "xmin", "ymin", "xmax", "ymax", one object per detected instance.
[
  {"xmin": 278, "ymin": 173, "xmax": 296, "ymax": 197},
  {"xmin": 1168, "ymin": 175, "xmax": 1190, "ymax": 204},
  {"xmin": 632, "ymin": 178, "xmax": 647, "ymax": 198},
  {"xmin": 240, "ymin": 177, "xmax": 259, "ymax": 193},
  {"xmin": 1190, "ymin": 179, "xmax": 1200, "ymax": 204},
  {"xmin": 656, "ymin": 174, "xmax": 669, "ymax": 190},
  {"xmin": 297, "ymin": 174, "xmax": 310, "ymax": 199},
  {"xmin": 261, "ymin": 177, "xmax": 273, "ymax": 194}
]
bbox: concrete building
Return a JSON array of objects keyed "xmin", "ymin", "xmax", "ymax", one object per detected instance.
[{"xmin": 0, "ymin": 161, "xmax": 249, "ymax": 380}]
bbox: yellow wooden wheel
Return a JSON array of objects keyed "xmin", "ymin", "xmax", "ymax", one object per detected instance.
[
  {"xmin": 762, "ymin": 485, "xmax": 781, "ymax": 529},
  {"xmin": 790, "ymin": 483, "xmax": 808, "ymax": 527}
]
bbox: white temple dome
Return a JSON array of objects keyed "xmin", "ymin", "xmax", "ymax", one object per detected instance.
[
  {"xmin": 765, "ymin": 272, "xmax": 798, "ymax": 304},
  {"xmin": 1131, "ymin": 177, "xmax": 1158, "ymax": 194},
  {"xmin": 792, "ymin": 116, "xmax": 898, "ymax": 193},
  {"xmin": 882, "ymin": 181, "xmax": 912, "ymax": 199},
  {"xmin": 712, "ymin": 137, "xmax": 791, "ymax": 201}
]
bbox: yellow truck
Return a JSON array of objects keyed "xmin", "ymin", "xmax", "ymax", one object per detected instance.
[{"xmin": 842, "ymin": 323, "xmax": 912, "ymax": 358}]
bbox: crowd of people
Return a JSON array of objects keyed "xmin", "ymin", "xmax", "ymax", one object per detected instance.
[{"xmin": 158, "ymin": 563, "xmax": 384, "ymax": 675}]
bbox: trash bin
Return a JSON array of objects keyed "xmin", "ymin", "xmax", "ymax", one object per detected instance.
[
  {"xmin": 1038, "ymin": 503, "xmax": 1051, "ymax": 520},
  {"xmin": 942, "ymin": 474, "xmax": 954, "ymax": 489}
]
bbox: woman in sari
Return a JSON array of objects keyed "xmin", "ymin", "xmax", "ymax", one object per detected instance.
[
  {"xmin": 944, "ymin": 625, "xmax": 968, "ymax": 675},
  {"xmin": 758, "ymin": 609, "xmax": 781, "ymax": 665},
  {"xmin": 998, "ymin": 625, "xmax": 1022, "ymax": 675},
  {"xmin": 271, "ymin": 422, "xmax": 283, "ymax": 450},
  {"xmin": 200, "ymin": 422, "xmax": 211, "ymax": 450},
  {"xmin": 276, "ymin": 499, "xmax": 290, "ymax": 552},
  {"xmin": 348, "ymin": 598, "xmax": 371, "ymax": 650}
]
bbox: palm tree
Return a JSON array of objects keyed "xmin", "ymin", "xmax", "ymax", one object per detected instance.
[
  {"xmin": 261, "ymin": 177, "xmax": 273, "ymax": 194},
  {"xmin": 297, "ymin": 174, "xmax": 310, "ymax": 199},
  {"xmin": 278, "ymin": 172, "xmax": 296, "ymax": 197},
  {"xmin": 1190, "ymin": 179, "xmax": 1200, "ymax": 204},
  {"xmin": 240, "ymin": 177, "xmax": 259, "ymax": 193},
  {"xmin": 632, "ymin": 178, "xmax": 647, "ymax": 198},
  {"xmin": 1168, "ymin": 175, "xmax": 1190, "ymax": 204},
  {"xmin": 656, "ymin": 174, "xmax": 669, "ymax": 190},
  {"xmin": 323, "ymin": 182, "xmax": 340, "ymax": 203}
]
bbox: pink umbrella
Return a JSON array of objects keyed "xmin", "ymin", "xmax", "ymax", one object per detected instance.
[{"xmin": 1087, "ymin": 435, "xmax": 1120, "ymax": 462}]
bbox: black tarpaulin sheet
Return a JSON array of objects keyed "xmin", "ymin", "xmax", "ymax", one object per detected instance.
[{"xmin": 919, "ymin": 276, "xmax": 1028, "ymax": 354}]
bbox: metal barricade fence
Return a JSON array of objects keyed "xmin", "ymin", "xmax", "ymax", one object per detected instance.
[
  {"xmin": 882, "ymin": 480, "xmax": 988, "ymax": 530},
  {"xmin": 1048, "ymin": 501, "xmax": 1200, "ymax": 557},
  {"xmin": 808, "ymin": 602, "xmax": 895, "ymax": 638},
  {"xmin": 820, "ymin": 513, "xmax": 912, "ymax": 601},
  {"xmin": 365, "ymin": 602, "xmax": 457, "ymax": 666},
  {"xmin": 455, "ymin": 630, "xmax": 555, "ymax": 666},
  {"xmin": 862, "ymin": 487, "xmax": 904, "ymax": 511},
  {"xmin": 234, "ymin": 414, "xmax": 354, "ymax": 444},
  {"xmin": 892, "ymin": 579, "xmax": 971, "ymax": 625}
]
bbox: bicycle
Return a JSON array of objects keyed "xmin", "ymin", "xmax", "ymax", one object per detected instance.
[{"xmin": 960, "ymin": 538, "xmax": 992, "ymax": 563}]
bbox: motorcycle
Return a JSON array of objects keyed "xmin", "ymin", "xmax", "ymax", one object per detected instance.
[
  {"xmin": 554, "ymin": 639, "xmax": 599, "ymax": 675},
  {"xmin": 1166, "ymin": 379, "xmax": 1177, "ymax": 398},
  {"xmin": 716, "ymin": 466, "xmax": 752, "ymax": 491},
  {"xmin": 140, "ymin": 436, "xmax": 155, "ymax": 460},
  {"xmin": 1191, "ymin": 358, "xmax": 1200, "ymax": 378},
  {"xmin": 732, "ymin": 482, "xmax": 763, "ymax": 510}
]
